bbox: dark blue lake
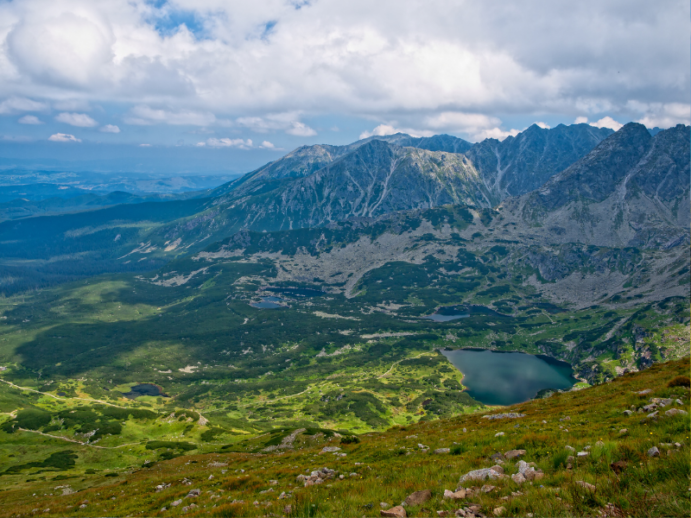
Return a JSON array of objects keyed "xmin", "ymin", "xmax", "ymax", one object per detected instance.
[
  {"xmin": 441, "ymin": 349, "xmax": 577, "ymax": 405},
  {"xmin": 250, "ymin": 296, "xmax": 284, "ymax": 309}
]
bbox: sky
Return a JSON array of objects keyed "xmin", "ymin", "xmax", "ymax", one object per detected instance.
[{"xmin": 0, "ymin": 0, "xmax": 688, "ymax": 175}]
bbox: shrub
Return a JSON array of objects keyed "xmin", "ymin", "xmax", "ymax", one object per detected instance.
[
  {"xmin": 667, "ymin": 376, "xmax": 690, "ymax": 388},
  {"xmin": 451, "ymin": 444, "xmax": 466, "ymax": 455},
  {"xmin": 340, "ymin": 436, "xmax": 360, "ymax": 445},
  {"xmin": 15, "ymin": 408, "xmax": 52, "ymax": 430}
]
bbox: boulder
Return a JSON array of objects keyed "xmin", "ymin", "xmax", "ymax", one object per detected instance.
[
  {"xmin": 405, "ymin": 490, "xmax": 432, "ymax": 506},
  {"xmin": 458, "ymin": 468, "xmax": 502, "ymax": 484},
  {"xmin": 481, "ymin": 485, "xmax": 496, "ymax": 493},
  {"xmin": 494, "ymin": 432, "xmax": 504, "ymax": 437},
  {"xmin": 434, "ymin": 448, "xmax": 451, "ymax": 454},
  {"xmin": 636, "ymin": 389, "xmax": 652, "ymax": 395},
  {"xmin": 619, "ymin": 429, "xmax": 628, "ymax": 435},
  {"xmin": 489, "ymin": 452, "xmax": 505, "ymax": 462},
  {"xmin": 623, "ymin": 410, "xmax": 633, "ymax": 416},
  {"xmin": 665, "ymin": 408, "xmax": 688, "ymax": 417},
  {"xmin": 511, "ymin": 473, "xmax": 526, "ymax": 484},
  {"xmin": 504, "ymin": 449, "xmax": 526, "ymax": 460},
  {"xmin": 489, "ymin": 465, "xmax": 504, "ymax": 474},
  {"xmin": 171, "ymin": 500, "xmax": 182, "ymax": 507},
  {"xmin": 321, "ymin": 446, "xmax": 341, "ymax": 453},
  {"xmin": 494, "ymin": 507, "xmax": 506, "ymax": 516},
  {"xmin": 443, "ymin": 489, "xmax": 466, "ymax": 500},
  {"xmin": 647, "ymin": 447, "xmax": 660, "ymax": 458},
  {"xmin": 380, "ymin": 503, "xmax": 391, "ymax": 509},
  {"xmin": 577, "ymin": 451, "xmax": 589, "ymax": 457},
  {"xmin": 381, "ymin": 506, "xmax": 407, "ymax": 518},
  {"xmin": 565, "ymin": 445, "xmax": 575, "ymax": 452}
]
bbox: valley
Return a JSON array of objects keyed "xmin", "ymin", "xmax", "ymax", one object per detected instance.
[{"xmin": 0, "ymin": 122, "xmax": 687, "ymax": 517}]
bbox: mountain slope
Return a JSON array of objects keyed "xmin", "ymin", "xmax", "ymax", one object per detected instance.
[
  {"xmin": 1, "ymin": 357, "xmax": 688, "ymax": 518},
  {"xmin": 466, "ymin": 123, "xmax": 614, "ymax": 201},
  {"xmin": 508, "ymin": 123, "xmax": 690, "ymax": 248}
]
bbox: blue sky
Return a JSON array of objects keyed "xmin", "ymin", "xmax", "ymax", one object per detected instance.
[{"xmin": 0, "ymin": 0, "xmax": 688, "ymax": 175}]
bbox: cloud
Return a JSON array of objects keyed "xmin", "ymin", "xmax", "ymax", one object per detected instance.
[
  {"xmin": 125, "ymin": 106, "xmax": 216, "ymax": 126},
  {"xmin": 48, "ymin": 132, "xmax": 81, "ymax": 142},
  {"xmin": 0, "ymin": 1, "xmax": 686, "ymax": 135},
  {"xmin": 630, "ymin": 101, "xmax": 691, "ymax": 128},
  {"xmin": 18, "ymin": 114, "xmax": 42, "ymax": 124},
  {"xmin": 535, "ymin": 122, "xmax": 550, "ymax": 129},
  {"xmin": 100, "ymin": 124, "xmax": 120, "ymax": 133},
  {"xmin": 574, "ymin": 116, "xmax": 589, "ymax": 124},
  {"xmin": 359, "ymin": 124, "xmax": 433, "ymax": 139},
  {"xmin": 196, "ymin": 138, "xmax": 253, "ymax": 149},
  {"xmin": 260, "ymin": 140, "xmax": 275, "ymax": 149},
  {"xmin": 0, "ymin": 97, "xmax": 48, "ymax": 114},
  {"xmin": 139, "ymin": 143, "xmax": 151, "ymax": 147},
  {"xmin": 55, "ymin": 112, "xmax": 98, "ymax": 127},
  {"xmin": 471, "ymin": 127, "xmax": 521, "ymax": 141},
  {"xmin": 590, "ymin": 116, "xmax": 623, "ymax": 131},
  {"xmin": 236, "ymin": 113, "xmax": 316, "ymax": 136},
  {"xmin": 285, "ymin": 122, "xmax": 316, "ymax": 137}
]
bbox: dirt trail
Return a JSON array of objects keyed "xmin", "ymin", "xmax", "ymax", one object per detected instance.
[
  {"xmin": 17, "ymin": 428, "xmax": 141, "ymax": 450},
  {"xmin": 0, "ymin": 379, "xmax": 133, "ymax": 409}
]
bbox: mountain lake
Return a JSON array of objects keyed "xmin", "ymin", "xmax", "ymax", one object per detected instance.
[{"xmin": 441, "ymin": 348, "xmax": 578, "ymax": 405}]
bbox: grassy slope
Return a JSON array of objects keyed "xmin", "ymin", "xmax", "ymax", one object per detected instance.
[{"xmin": 0, "ymin": 357, "xmax": 688, "ymax": 518}]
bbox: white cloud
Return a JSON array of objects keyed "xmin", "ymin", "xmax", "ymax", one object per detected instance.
[
  {"xmin": 139, "ymin": 143, "xmax": 151, "ymax": 147},
  {"xmin": 260, "ymin": 140, "xmax": 275, "ymax": 149},
  {"xmin": 18, "ymin": 114, "xmax": 42, "ymax": 124},
  {"xmin": 629, "ymin": 101, "xmax": 691, "ymax": 128},
  {"xmin": 0, "ymin": 1, "xmax": 686, "ymax": 132},
  {"xmin": 197, "ymin": 138, "xmax": 253, "ymax": 149},
  {"xmin": 100, "ymin": 124, "xmax": 120, "ymax": 133},
  {"xmin": 55, "ymin": 112, "xmax": 98, "ymax": 127},
  {"xmin": 359, "ymin": 124, "xmax": 433, "ymax": 139},
  {"xmin": 590, "ymin": 116, "xmax": 623, "ymax": 131},
  {"xmin": 471, "ymin": 127, "xmax": 521, "ymax": 142},
  {"xmin": 48, "ymin": 132, "xmax": 80, "ymax": 142},
  {"xmin": 286, "ymin": 122, "xmax": 316, "ymax": 137},
  {"xmin": 535, "ymin": 122, "xmax": 550, "ymax": 129},
  {"xmin": 0, "ymin": 97, "xmax": 48, "ymax": 114},
  {"xmin": 125, "ymin": 106, "xmax": 216, "ymax": 126},
  {"xmin": 236, "ymin": 113, "xmax": 316, "ymax": 136},
  {"xmin": 574, "ymin": 116, "xmax": 589, "ymax": 124}
]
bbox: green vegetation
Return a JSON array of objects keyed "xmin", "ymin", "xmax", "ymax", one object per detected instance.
[{"xmin": 0, "ymin": 358, "xmax": 686, "ymax": 517}]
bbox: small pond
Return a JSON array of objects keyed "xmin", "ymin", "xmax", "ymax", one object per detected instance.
[
  {"xmin": 266, "ymin": 287, "xmax": 325, "ymax": 298},
  {"xmin": 423, "ymin": 305, "xmax": 508, "ymax": 322},
  {"xmin": 441, "ymin": 349, "xmax": 577, "ymax": 405},
  {"xmin": 123, "ymin": 383, "xmax": 167, "ymax": 400},
  {"xmin": 250, "ymin": 296, "xmax": 284, "ymax": 309}
]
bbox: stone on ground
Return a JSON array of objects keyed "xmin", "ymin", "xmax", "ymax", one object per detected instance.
[{"xmin": 381, "ymin": 505, "xmax": 407, "ymax": 517}]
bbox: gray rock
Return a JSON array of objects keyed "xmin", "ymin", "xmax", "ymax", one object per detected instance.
[
  {"xmin": 504, "ymin": 449, "xmax": 526, "ymax": 460},
  {"xmin": 647, "ymin": 447, "xmax": 660, "ymax": 458},
  {"xmin": 459, "ymin": 468, "xmax": 502, "ymax": 484},
  {"xmin": 665, "ymin": 408, "xmax": 688, "ymax": 417},
  {"xmin": 434, "ymin": 448, "xmax": 450, "ymax": 454},
  {"xmin": 482, "ymin": 413, "xmax": 526, "ymax": 420},
  {"xmin": 321, "ymin": 446, "xmax": 341, "ymax": 453},
  {"xmin": 171, "ymin": 500, "xmax": 182, "ymax": 507}
]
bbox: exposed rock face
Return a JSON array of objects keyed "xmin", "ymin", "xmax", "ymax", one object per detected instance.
[
  {"xmin": 466, "ymin": 123, "xmax": 613, "ymax": 201},
  {"xmin": 507, "ymin": 123, "xmax": 690, "ymax": 249}
]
